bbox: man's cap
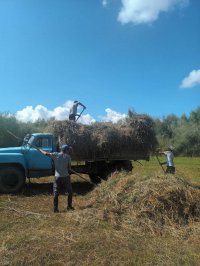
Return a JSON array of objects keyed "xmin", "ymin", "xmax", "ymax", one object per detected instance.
[
  {"xmin": 61, "ymin": 144, "xmax": 72, "ymax": 152},
  {"xmin": 168, "ymin": 146, "xmax": 174, "ymax": 151}
]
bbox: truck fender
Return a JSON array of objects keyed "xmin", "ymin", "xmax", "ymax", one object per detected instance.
[{"xmin": 0, "ymin": 153, "xmax": 27, "ymax": 170}]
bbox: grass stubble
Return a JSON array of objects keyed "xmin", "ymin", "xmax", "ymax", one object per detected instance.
[{"xmin": 0, "ymin": 157, "xmax": 200, "ymax": 266}]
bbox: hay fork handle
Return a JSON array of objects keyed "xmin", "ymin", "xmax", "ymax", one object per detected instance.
[
  {"xmin": 70, "ymin": 169, "xmax": 97, "ymax": 186},
  {"xmin": 75, "ymin": 107, "xmax": 85, "ymax": 122},
  {"xmin": 155, "ymin": 154, "xmax": 166, "ymax": 174}
]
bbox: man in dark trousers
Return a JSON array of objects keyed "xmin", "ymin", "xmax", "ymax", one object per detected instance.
[
  {"xmin": 69, "ymin": 100, "xmax": 86, "ymax": 122},
  {"xmin": 39, "ymin": 144, "xmax": 74, "ymax": 213}
]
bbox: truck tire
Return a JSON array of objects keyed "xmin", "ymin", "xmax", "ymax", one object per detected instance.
[
  {"xmin": 0, "ymin": 167, "xmax": 25, "ymax": 194},
  {"xmin": 101, "ymin": 160, "xmax": 133, "ymax": 180},
  {"xmin": 120, "ymin": 160, "xmax": 133, "ymax": 172},
  {"xmin": 89, "ymin": 174, "xmax": 101, "ymax": 184}
]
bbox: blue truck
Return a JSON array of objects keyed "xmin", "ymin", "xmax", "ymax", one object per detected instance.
[{"xmin": 0, "ymin": 132, "xmax": 150, "ymax": 193}]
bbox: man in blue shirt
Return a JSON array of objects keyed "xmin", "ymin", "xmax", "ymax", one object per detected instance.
[{"xmin": 39, "ymin": 144, "xmax": 74, "ymax": 213}]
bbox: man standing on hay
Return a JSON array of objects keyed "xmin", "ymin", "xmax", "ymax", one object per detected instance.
[
  {"xmin": 159, "ymin": 147, "xmax": 175, "ymax": 174},
  {"xmin": 69, "ymin": 100, "xmax": 86, "ymax": 122},
  {"xmin": 39, "ymin": 144, "xmax": 74, "ymax": 213}
]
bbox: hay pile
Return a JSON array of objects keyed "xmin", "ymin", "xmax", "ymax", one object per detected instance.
[
  {"xmin": 45, "ymin": 114, "xmax": 157, "ymax": 160},
  {"xmin": 92, "ymin": 173, "xmax": 200, "ymax": 231}
]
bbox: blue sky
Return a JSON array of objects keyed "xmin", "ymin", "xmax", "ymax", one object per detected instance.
[{"xmin": 0, "ymin": 0, "xmax": 199, "ymax": 124}]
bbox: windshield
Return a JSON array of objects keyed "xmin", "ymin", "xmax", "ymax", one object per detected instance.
[
  {"xmin": 23, "ymin": 134, "xmax": 32, "ymax": 146},
  {"xmin": 23, "ymin": 134, "xmax": 53, "ymax": 150}
]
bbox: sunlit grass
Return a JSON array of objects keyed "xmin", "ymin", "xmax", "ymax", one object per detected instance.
[
  {"xmin": 0, "ymin": 157, "xmax": 200, "ymax": 265},
  {"xmin": 134, "ymin": 156, "xmax": 200, "ymax": 185}
]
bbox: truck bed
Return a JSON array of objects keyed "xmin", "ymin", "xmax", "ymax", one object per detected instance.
[{"xmin": 71, "ymin": 150, "xmax": 150, "ymax": 162}]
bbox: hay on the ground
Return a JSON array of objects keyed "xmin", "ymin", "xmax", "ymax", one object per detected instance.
[{"xmin": 92, "ymin": 173, "xmax": 200, "ymax": 231}]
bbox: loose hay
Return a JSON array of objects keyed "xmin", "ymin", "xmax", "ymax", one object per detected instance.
[
  {"xmin": 45, "ymin": 113, "xmax": 157, "ymax": 160},
  {"xmin": 91, "ymin": 173, "xmax": 200, "ymax": 232}
]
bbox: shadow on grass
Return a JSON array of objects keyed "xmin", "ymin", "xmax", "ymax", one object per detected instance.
[{"xmin": 23, "ymin": 181, "xmax": 95, "ymax": 197}]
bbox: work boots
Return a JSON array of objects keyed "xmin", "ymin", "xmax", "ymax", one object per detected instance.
[
  {"xmin": 53, "ymin": 195, "xmax": 74, "ymax": 212},
  {"xmin": 53, "ymin": 197, "xmax": 59, "ymax": 213},
  {"xmin": 67, "ymin": 194, "xmax": 74, "ymax": 211}
]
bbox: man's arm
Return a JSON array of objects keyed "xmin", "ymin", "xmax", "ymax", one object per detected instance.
[
  {"xmin": 68, "ymin": 161, "xmax": 71, "ymax": 171},
  {"xmin": 157, "ymin": 151, "xmax": 166, "ymax": 165},
  {"xmin": 78, "ymin": 102, "xmax": 86, "ymax": 109},
  {"xmin": 38, "ymin": 148, "xmax": 51, "ymax": 157},
  {"xmin": 159, "ymin": 151, "xmax": 166, "ymax": 155},
  {"xmin": 160, "ymin": 161, "xmax": 166, "ymax": 165},
  {"xmin": 68, "ymin": 158, "xmax": 72, "ymax": 175}
]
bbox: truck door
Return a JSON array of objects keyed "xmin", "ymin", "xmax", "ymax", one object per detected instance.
[{"xmin": 24, "ymin": 135, "xmax": 53, "ymax": 176}]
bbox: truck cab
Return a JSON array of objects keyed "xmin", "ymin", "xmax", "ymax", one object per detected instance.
[
  {"xmin": 0, "ymin": 133, "xmax": 57, "ymax": 193},
  {"xmin": 23, "ymin": 133, "xmax": 56, "ymax": 177}
]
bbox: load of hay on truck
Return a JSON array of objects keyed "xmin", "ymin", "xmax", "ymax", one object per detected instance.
[
  {"xmin": 0, "ymin": 114, "xmax": 157, "ymax": 193},
  {"xmin": 46, "ymin": 114, "xmax": 157, "ymax": 183}
]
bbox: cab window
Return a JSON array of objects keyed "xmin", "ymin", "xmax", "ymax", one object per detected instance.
[{"xmin": 35, "ymin": 137, "xmax": 52, "ymax": 148}]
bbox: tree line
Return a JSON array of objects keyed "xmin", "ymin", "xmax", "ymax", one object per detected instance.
[
  {"xmin": 154, "ymin": 106, "xmax": 200, "ymax": 156},
  {"xmin": 0, "ymin": 106, "xmax": 200, "ymax": 156},
  {"xmin": 0, "ymin": 115, "xmax": 48, "ymax": 148}
]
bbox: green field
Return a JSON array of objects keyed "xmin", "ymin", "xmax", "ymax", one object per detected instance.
[
  {"xmin": 137, "ymin": 156, "xmax": 200, "ymax": 185},
  {"xmin": 0, "ymin": 157, "xmax": 200, "ymax": 266}
]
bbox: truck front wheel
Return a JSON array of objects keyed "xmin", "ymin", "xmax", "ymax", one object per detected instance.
[{"xmin": 0, "ymin": 167, "xmax": 25, "ymax": 193}]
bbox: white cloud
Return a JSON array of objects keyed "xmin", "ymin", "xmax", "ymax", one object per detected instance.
[
  {"xmin": 15, "ymin": 101, "xmax": 96, "ymax": 125},
  {"xmin": 180, "ymin": 69, "xmax": 200, "ymax": 89},
  {"xmin": 101, "ymin": 108, "xmax": 127, "ymax": 123},
  {"xmin": 118, "ymin": 0, "xmax": 189, "ymax": 25},
  {"xmin": 102, "ymin": 0, "xmax": 108, "ymax": 7},
  {"xmin": 15, "ymin": 102, "xmax": 127, "ymax": 125},
  {"xmin": 15, "ymin": 105, "xmax": 51, "ymax": 123}
]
